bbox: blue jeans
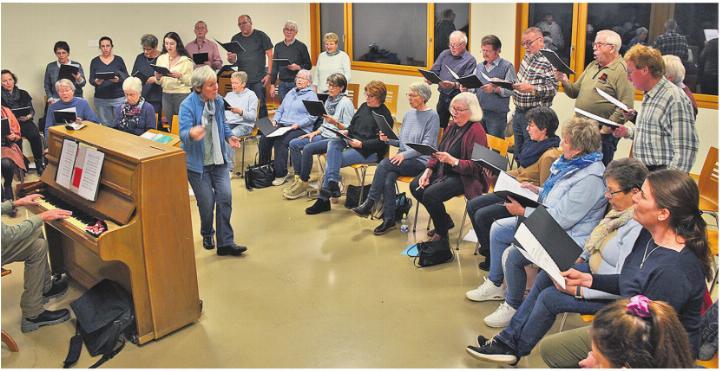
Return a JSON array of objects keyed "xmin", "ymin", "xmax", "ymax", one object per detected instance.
[
  {"xmin": 289, "ymin": 135, "xmax": 331, "ymax": 181},
  {"xmin": 94, "ymin": 96, "xmax": 125, "ymax": 126},
  {"xmin": 495, "ymin": 263, "xmax": 609, "ymax": 357},
  {"xmin": 504, "ymin": 245, "xmax": 533, "ymax": 309},
  {"xmin": 467, "ymin": 193, "xmax": 511, "ymax": 257},
  {"xmin": 601, "ymin": 133, "xmax": 618, "ymax": 166},
  {"xmin": 258, "ymin": 129, "xmax": 305, "ymax": 178},
  {"xmin": 247, "ymin": 81, "xmax": 268, "ymax": 118},
  {"xmin": 187, "ymin": 164, "xmax": 235, "ymax": 247},
  {"xmin": 225, "ymin": 125, "xmax": 254, "ymax": 169},
  {"xmin": 511, "ymin": 108, "xmax": 531, "ymax": 155},
  {"xmin": 488, "ymin": 216, "xmax": 520, "ymax": 285},
  {"xmin": 367, "ymin": 157, "xmax": 426, "ymax": 222},
  {"xmin": 277, "ymin": 81, "xmax": 296, "ymax": 103},
  {"xmin": 481, "ymin": 110, "xmax": 508, "ymax": 138},
  {"xmin": 320, "ymin": 139, "xmax": 377, "ymax": 197}
]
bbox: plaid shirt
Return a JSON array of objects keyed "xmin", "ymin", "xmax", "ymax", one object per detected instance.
[
  {"xmin": 631, "ymin": 77, "xmax": 698, "ymax": 172},
  {"xmin": 654, "ymin": 32, "xmax": 689, "ymax": 63},
  {"xmin": 513, "ymin": 52, "xmax": 557, "ymax": 110}
]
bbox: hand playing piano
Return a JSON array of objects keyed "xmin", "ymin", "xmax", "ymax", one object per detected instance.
[
  {"xmin": 13, "ymin": 193, "xmax": 44, "ymax": 207},
  {"xmin": 40, "ymin": 208, "xmax": 73, "ymax": 222}
]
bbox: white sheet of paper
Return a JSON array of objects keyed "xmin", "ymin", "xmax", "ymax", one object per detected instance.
[
  {"xmin": 140, "ymin": 132, "xmax": 156, "ymax": 140},
  {"xmin": 574, "ymin": 108, "xmax": 621, "ymax": 127},
  {"xmin": 443, "ymin": 64, "xmax": 459, "ymax": 80},
  {"xmin": 595, "ymin": 88, "xmax": 629, "ymax": 111},
  {"xmin": 494, "ymin": 171, "xmax": 539, "ymax": 202},
  {"xmin": 56, "ymin": 139, "xmax": 78, "ymax": 188},
  {"xmin": 56, "ymin": 107, "xmax": 77, "ymax": 113},
  {"xmin": 463, "ymin": 229, "xmax": 478, "ymax": 243},
  {"xmin": 514, "ymin": 224, "xmax": 566, "ymax": 289},
  {"xmin": 705, "ymin": 29, "xmax": 718, "ymax": 41},
  {"xmin": 266, "ymin": 125, "xmax": 294, "ymax": 138},
  {"xmin": 77, "ymin": 148, "xmax": 104, "ymax": 201}
]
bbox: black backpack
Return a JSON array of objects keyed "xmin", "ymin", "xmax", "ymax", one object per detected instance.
[
  {"xmin": 414, "ymin": 239, "xmax": 453, "ymax": 267},
  {"xmin": 64, "ymin": 279, "xmax": 136, "ymax": 368}
]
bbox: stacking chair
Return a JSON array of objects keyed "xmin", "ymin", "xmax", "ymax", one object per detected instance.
[
  {"xmin": 346, "ymin": 83, "xmax": 360, "ymax": 109},
  {"xmin": 698, "ymin": 147, "xmax": 718, "ymax": 219}
]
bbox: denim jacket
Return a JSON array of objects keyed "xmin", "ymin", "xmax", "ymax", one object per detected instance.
[{"xmin": 179, "ymin": 92, "xmax": 233, "ymax": 174}]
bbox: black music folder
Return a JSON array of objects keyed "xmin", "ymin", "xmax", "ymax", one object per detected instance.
[
  {"xmin": 302, "ymin": 100, "xmax": 326, "ymax": 117},
  {"xmin": 406, "ymin": 143, "xmax": 438, "ymax": 156},
  {"xmin": 192, "ymin": 52, "xmax": 209, "ymax": 65},
  {"xmin": 273, "ymin": 58, "xmax": 291, "ymax": 66},
  {"xmin": 513, "ymin": 205, "xmax": 583, "ymax": 287},
  {"xmin": 54, "ymin": 108, "xmax": 77, "ymax": 124},
  {"xmin": 457, "ymin": 74, "xmax": 484, "ymax": 89},
  {"xmin": 471, "ymin": 143, "xmax": 509, "ymax": 174},
  {"xmin": 222, "ymin": 98, "xmax": 232, "ymax": 111},
  {"xmin": 58, "ymin": 64, "xmax": 80, "ymax": 81},
  {"xmin": 372, "ymin": 112, "xmax": 398, "ymax": 141},
  {"xmin": 480, "ymin": 72, "xmax": 515, "ymax": 90},
  {"xmin": 492, "ymin": 171, "xmax": 541, "ymax": 208},
  {"xmin": 1, "ymin": 118, "xmax": 9, "ymax": 135},
  {"xmin": 150, "ymin": 64, "xmax": 171, "ymax": 76},
  {"xmin": 94, "ymin": 71, "xmax": 118, "ymax": 80},
  {"xmin": 540, "ymin": 49, "xmax": 575, "ymax": 76},
  {"xmin": 418, "ymin": 69, "xmax": 442, "ymax": 84},
  {"xmin": 215, "ymin": 39, "xmax": 246, "ymax": 55},
  {"xmin": 317, "ymin": 93, "xmax": 329, "ymax": 103},
  {"xmin": 10, "ymin": 106, "xmax": 32, "ymax": 117},
  {"xmin": 255, "ymin": 116, "xmax": 293, "ymax": 138}
]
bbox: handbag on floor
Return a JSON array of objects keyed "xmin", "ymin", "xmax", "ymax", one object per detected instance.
[
  {"xmin": 64, "ymin": 279, "xmax": 136, "ymax": 368},
  {"xmin": 414, "ymin": 239, "xmax": 453, "ymax": 267},
  {"xmin": 344, "ymin": 184, "xmax": 371, "ymax": 208},
  {"xmin": 245, "ymin": 155, "xmax": 274, "ymax": 190}
]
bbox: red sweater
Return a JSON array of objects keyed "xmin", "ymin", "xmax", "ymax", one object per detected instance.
[{"xmin": 426, "ymin": 120, "xmax": 489, "ymax": 199}]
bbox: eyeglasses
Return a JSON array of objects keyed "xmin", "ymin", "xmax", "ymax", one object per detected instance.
[
  {"xmin": 407, "ymin": 93, "xmax": 419, "ymax": 98},
  {"xmin": 238, "ymin": 21, "xmax": 250, "ymax": 26},
  {"xmin": 449, "ymin": 42, "xmax": 465, "ymax": 49},
  {"xmin": 592, "ymin": 42, "xmax": 613, "ymax": 49},
  {"xmin": 522, "ymin": 36, "xmax": 542, "ymax": 48},
  {"xmin": 283, "ymin": 28, "xmax": 296, "ymax": 32},
  {"xmin": 450, "ymin": 106, "xmax": 469, "ymax": 113},
  {"xmin": 605, "ymin": 189, "xmax": 625, "ymax": 197}
]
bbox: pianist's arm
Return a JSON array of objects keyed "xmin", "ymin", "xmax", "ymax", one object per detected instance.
[{"xmin": 1, "ymin": 201, "xmax": 43, "ymax": 243}]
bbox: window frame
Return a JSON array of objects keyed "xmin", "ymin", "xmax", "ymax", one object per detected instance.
[
  {"xmin": 515, "ymin": 3, "xmax": 718, "ymax": 110},
  {"xmin": 310, "ymin": 3, "xmax": 471, "ymax": 77}
]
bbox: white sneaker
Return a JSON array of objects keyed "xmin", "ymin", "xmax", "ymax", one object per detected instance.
[
  {"xmin": 466, "ymin": 277, "xmax": 505, "ymax": 302},
  {"xmin": 272, "ymin": 175, "xmax": 290, "ymax": 186},
  {"xmin": 484, "ymin": 301, "xmax": 516, "ymax": 328}
]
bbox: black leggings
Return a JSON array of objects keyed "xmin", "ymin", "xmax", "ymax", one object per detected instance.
[
  {"xmin": 19, "ymin": 119, "xmax": 44, "ymax": 165},
  {"xmin": 1, "ymin": 158, "xmax": 16, "ymax": 200},
  {"xmin": 410, "ymin": 173, "xmax": 465, "ymax": 239}
]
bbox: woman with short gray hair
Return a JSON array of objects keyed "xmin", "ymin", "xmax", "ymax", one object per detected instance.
[
  {"xmin": 45, "ymin": 79, "xmax": 99, "ymax": 138},
  {"xmin": 111, "ymin": 76, "xmax": 156, "ymax": 136},
  {"xmin": 223, "ymin": 70, "xmax": 258, "ymax": 171},
  {"xmin": 313, "ymin": 32, "xmax": 351, "ymax": 93},
  {"xmin": 131, "ymin": 34, "xmax": 162, "ymax": 116},
  {"xmin": 352, "ymin": 82, "xmax": 440, "ymax": 235},
  {"xmin": 179, "ymin": 65, "xmax": 245, "ymax": 257},
  {"xmin": 663, "ymin": 54, "xmax": 698, "ymax": 117}
]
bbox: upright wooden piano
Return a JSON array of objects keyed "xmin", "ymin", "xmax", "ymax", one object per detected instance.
[{"xmin": 21, "ymin": 123, "xmax": 201, "ymax": 345}]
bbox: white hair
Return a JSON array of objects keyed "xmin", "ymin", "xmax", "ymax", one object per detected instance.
[
  {"xmin": 449, "ymin": 30, "xmax": 468, "ymax": 45},
  {"xmin": 191, "ymin": 65, "xmax": 216, "ymax": 93},
  {"xmin": 55, "ymin": 78, "xmax": 75, "ymax": 92},
  {"xmin": 451, "ymin": 92, "xmax": 483, "ymax": 122},
  {"xmin": 122, "ymin": 77, "xmax": 142, "ymax": 94},
  {"xmin": 662, "ymin": 54, "xmax": 686, "ymax": 85},
  {"xmin": 596, "ymin": 30, "xmax": 622, "ymax": 52},
  {"xmin": 296, "ymin": 69, "xmax": 312, "ymax": 83},
  {"xmin": 284, "ymin": 20, "xmax": 298, "ymax": 32}
]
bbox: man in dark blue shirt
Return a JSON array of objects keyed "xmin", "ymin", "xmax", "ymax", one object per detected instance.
[{"xmin": 228, "ymin": 14, "xmax": 273, "ymax": 118}]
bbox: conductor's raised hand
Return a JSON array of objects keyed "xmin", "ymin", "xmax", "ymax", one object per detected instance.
[{"xmin": 189, "ymin": 125, "xmax": 206, "ymax": 141}]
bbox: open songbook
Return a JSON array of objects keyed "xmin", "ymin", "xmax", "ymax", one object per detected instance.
[
  {"xmin": 444, "ymin": 65, "xmax": 484, "ymax": 88},
  {"xmin": 574, "ymin": 108, "xmax": 622, "ymax": 127},
  {"xmin": 539, "ymin": 49, "xmax": 574, "ymax": 75},
  {"xmin": 54, "ymin": 107, "xmax": 77, "ymax": 124},
  {"xmin": 418, "ymin": 69, "xmax": 442, "ymax": 84},
  {"xmin": 56, "ymin": 139, "xmax": 105, "ymax": 201},
  {"xmin": 256, "ymin": 117, "xmax": 294, "ymax": 138},
  {"xmin": 215, "ymin": 39, "xmax": 246, "ymax": 55},
  {"xmin": 493, "ymin": 171, "xmax": 541, "ymax": 208},
  {"xmin": 471, "ymin": 143, "xmax": 509, "ymax": 174},
  {"xmin": 192, "ymin": 53, "xmax": 209, "ymax": 65},
  {"xmin": 372, "ymin": 112, "xmax": 398, "ymax": 140},
  {"xmin": 406, "ymin": 143, "xmax": 438, "ymax": 156},
  {"xmin": 58, "ymin": 63, "xmax": 81, "ymax": 81},
  {"xmin": 513, "ymin": 205, "xmax": 583, "ymax": 289},
  {"xmin": 595, "ymin": 87, "xmax": 630, "ymax": 112},
  {"xmin": 480, "ymin": 72, "xmax": 515, "ymax": 90}
]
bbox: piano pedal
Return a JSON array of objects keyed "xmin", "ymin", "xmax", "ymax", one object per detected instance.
[{"xmin": 85, "ymin": 220, "xmax": 108, "ymax": 238}]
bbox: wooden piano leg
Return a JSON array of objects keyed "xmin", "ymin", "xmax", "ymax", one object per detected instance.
[{"xmin": 2, "ymin": 330, "xmax": 19, "ymax": 352}]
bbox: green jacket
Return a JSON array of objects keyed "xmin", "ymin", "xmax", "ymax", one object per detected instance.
[
  {"xmin": 561, "ymin": 57, "xmax": 635, "ymax": 124},
  {"xmin": 1, "ymin": 201, "xmax": 43, "ymax": 244}
]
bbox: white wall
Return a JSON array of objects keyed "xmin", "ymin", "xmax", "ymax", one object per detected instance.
[{"xmin": 2, "ymin": 2, "xmax": 716, "ymax": 173}]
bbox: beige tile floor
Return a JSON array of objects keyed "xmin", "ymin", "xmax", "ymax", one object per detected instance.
[{"xmin": 1, "ymin": 159, "xmax": 587, "ymax": 368}]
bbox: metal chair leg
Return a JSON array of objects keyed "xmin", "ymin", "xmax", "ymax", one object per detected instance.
[
  {"xmin": 455, "ymin": 207, "xmax": 469, "ymax": 251},
  {"xmin": 357, "ymin": 166, "xmax": 367, "ymax": 207},
  {"xmin": 558, "ymin": 312, "xmax": 568, "ymax": 333},
  {"xmin": 412, "ymin": 201, "xmax": 421, "ymax": 233}
]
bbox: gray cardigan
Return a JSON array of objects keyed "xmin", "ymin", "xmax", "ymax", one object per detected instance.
[
  {"xmin": 388, "ymin": 109, "xmax": 440, "ymax": 165},
  {"xmin": 44, "ymin": 60, "xmax": 86, "ymax": 99}
]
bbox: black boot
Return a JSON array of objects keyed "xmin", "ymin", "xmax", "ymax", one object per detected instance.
[
  {"xmin": 373, "ymin": 220, "xmax": 396, "ymax": 235},
  {"xmin": 43, "ymin": 273, "xmax": 69, "ymax": 302},
  {"xmin": 328, "ymin": 181, "xmax": 341, "ymax": 198},
  {"xmin": 352, "ymin": 198, "xmax": 375, "ymax": 217},
  {"xmin": 21, "ymin": 309, "xmax": 71, "ymax": 333},
  {"xmin": 306, "ymin": 190, "xmax": 331, "ymax": 215},
  {"xmin": 35, "ymin": 160, "xmax": 44, "ymax": 175}
]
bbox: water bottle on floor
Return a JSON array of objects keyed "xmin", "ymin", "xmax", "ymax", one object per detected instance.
[{"xmin": 400, "ymin": 214, "xmax": 409, "ymax": 233}]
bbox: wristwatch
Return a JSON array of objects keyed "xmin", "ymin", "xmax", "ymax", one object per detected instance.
[{"xmin": 575, "ymin": 286, "xmax": 583, "ymax": 299}]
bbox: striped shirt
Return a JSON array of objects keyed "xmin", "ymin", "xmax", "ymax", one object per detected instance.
[
  {"xmin": 632, "ymin": 77, "xmax": 698, "ymax": 172},
  {"xmin": 513, "ymin": 52, "xmax": 557, "ymax": 110}
]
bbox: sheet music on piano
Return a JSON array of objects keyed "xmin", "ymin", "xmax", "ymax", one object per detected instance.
[{"xmin": 56, "ymin": 138, "xmax": 105, "ymax": 201}]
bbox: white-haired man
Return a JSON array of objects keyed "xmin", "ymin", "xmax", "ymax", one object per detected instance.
[
  {"xmin": 270, "ymin": 20, "xmax": 312, "ymax": 102},
  {"xmin": 556, "ymin": 29, "xmax": 634, "ymax": 164}
]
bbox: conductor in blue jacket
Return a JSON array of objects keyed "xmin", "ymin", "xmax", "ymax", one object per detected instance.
[{"xmin": 179, "ymin": 65, "xmax": 245, "ymax": 256}]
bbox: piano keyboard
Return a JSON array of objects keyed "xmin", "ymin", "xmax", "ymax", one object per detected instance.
[{"xmin": 35, "ymin": 193, "xmax": 98, "ymax": 232}]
